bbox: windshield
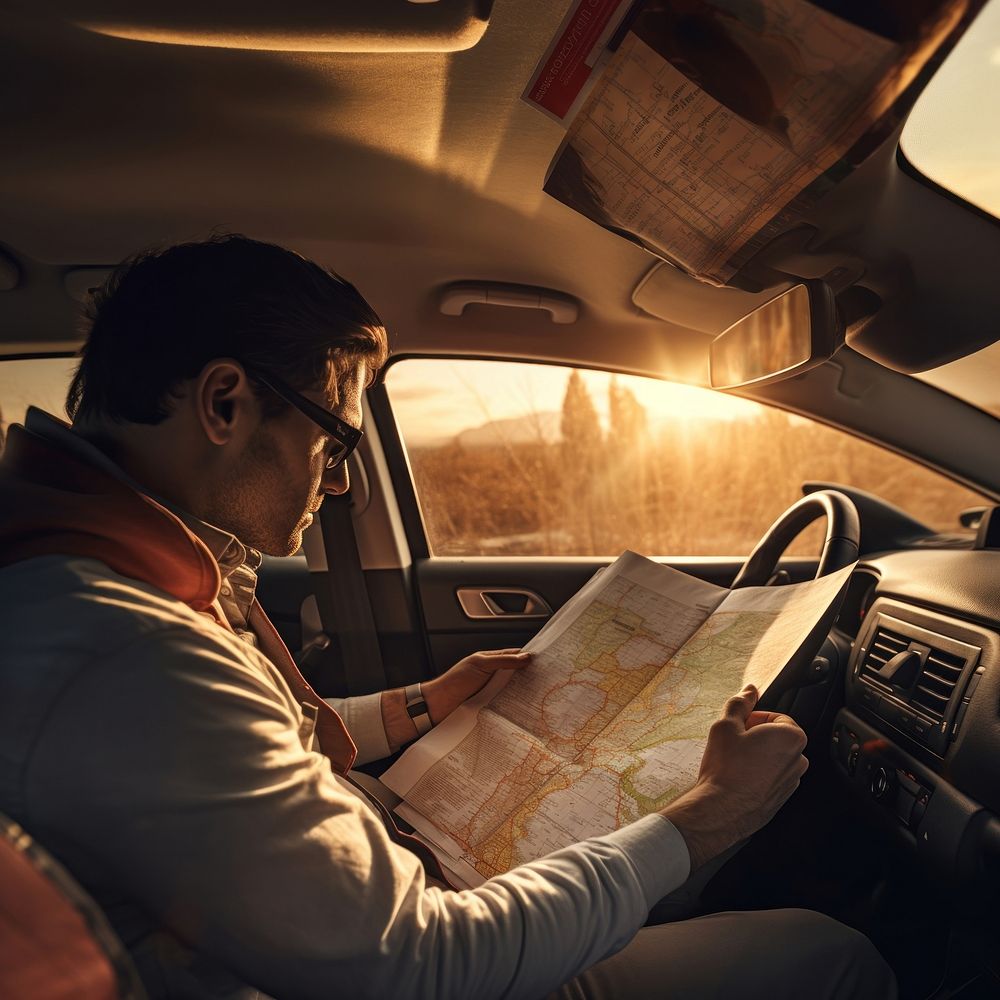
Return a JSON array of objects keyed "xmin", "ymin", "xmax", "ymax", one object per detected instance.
[
  {"xmin": 913, "ymin": 341, "xmax": 1000, "ymax": 417},
  {"xmin": 900, "ymin": 0, "xmax": 1000, "ymax": 220}
]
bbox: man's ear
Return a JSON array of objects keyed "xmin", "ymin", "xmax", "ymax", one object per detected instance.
[{"xmin": 194, "ymin": 360, "xmax": 253, "ymax": 446}]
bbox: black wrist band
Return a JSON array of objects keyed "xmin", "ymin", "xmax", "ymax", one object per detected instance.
[{"xmin": 404, "ymin": 683, "xmax": 433, "ymax": 736}]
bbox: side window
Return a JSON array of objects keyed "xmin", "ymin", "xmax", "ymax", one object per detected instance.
[
  {"xmin": 384, "ymin": 358, "xmax": 989, "ymax": 557},
  {"xmin": 0, "ymin": 357, "xmax": 79, "ymax": 446}
]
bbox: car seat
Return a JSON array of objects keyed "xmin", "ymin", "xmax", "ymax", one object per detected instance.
[{"xmin": 0, "ymin": 813, "xmax": 147, "ymax": 999}]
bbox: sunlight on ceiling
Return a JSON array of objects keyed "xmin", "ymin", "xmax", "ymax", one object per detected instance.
[
  {"xmin": 75, "ymin": 2, "xmax": 576, "ymax": 212},
  {"xmin": 74, "ymin": 19, "xmax": 487, "ymax": 52},
  {"xmin": 288, "ymin": 53, "xmax": 451, "ymax": 169}
]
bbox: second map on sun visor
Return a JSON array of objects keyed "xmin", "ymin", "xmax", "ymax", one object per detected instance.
[{"xmin": 541, "ymin": 0, "xmax": 968, "ymax": 284}]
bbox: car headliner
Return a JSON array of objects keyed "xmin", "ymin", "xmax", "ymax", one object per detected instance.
[{"xmin": 3, "ymin": 1, "xmax": 1000, "ymax": 494}]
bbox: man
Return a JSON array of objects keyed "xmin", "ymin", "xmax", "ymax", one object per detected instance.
[{"xmin": 0, "ymin": 235, "xmax": 895, "ymax": 998}]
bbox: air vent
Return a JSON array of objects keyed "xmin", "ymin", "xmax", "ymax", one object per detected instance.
[
  {"xmin": 859, "ymin": 627, "xmax": 910, "ymax": 686},
  {"xmin": 911, "ymin": 648, "xmax": 966, "ymax": 720},
  {"xmin": 856, "ymin": 610, "xmax": 984, "ymax": 751}
]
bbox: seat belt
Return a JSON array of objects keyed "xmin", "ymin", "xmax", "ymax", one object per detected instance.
[{"xmin": 311, "ymin": 490, "xmax": 388, "ymax": 697}]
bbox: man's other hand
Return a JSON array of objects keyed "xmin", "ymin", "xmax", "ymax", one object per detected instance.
[
  {"xmin": 382, "ymin": 650, "xmax": 531, "ymax": 751},
  {"xmin": 660, "ymin": 684, "xmax": 808, "ymax": 871},
  {"xmin": 422, "ymin": 649, "xmax": 532, "ymax": 724}
]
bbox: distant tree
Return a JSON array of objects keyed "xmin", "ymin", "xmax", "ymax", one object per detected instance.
[
  {"xmin": 608, "ymin": 376, "xmax": 647, "ymax": 446},
  {"xmin": 560, "ymin": 370, "xmax": 602, "ymax": 465},
  {"xmin": 605, "ymin": 377, "xmax": 654, "ymax": 551},
  {"xmin": 559, "ymin": 371, "xmax": 607, "ymax": 550}
]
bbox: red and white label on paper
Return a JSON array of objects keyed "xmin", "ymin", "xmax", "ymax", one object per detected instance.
[{"xmin": 522, "ymin": 0, "xmax": 635, "ymax": 124}]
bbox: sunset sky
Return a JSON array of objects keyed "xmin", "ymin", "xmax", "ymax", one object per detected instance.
[
  {"xmin": 901, "ymin": 0, "xmax": 1000, "ymax": 221},
  {"xmin": 385, "ymin": 359, "xmax": 769, "ymax": 447}
]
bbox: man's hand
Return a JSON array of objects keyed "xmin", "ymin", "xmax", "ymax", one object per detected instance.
[
  {"xmin": 381, "ymin": 649, "xmax": 531, "ymax": 752},
  {"xmin": 660, "ymin": 683, "xmax": 808, "ymax": 871},
  {"xmin": 422, "ymin": 649, "xmax": 532, "ymax": 724}
]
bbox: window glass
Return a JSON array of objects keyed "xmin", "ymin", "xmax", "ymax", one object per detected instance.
[
  {"xmin": 911, "ymin": 340, "xmax": 1000, "ymax": 418},
  {"xmin": 385, "ymin": 359, "xmax": 989, "ymax": 557},
  {"xmin": 0, "ymin": 357, "xmax": 77, "ymax": 443},
  {"xmin": 899, "ymin": 1, "xmax": 1000, "ymax": 220}
]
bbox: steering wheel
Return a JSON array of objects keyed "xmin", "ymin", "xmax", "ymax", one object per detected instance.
[
  {"xmin": 730, "ymin": 490, "xmax": 860, "ymax": 589},
  {"xmin": 729, "ymin": 490, "xmax": 860, "ymax": 706}
]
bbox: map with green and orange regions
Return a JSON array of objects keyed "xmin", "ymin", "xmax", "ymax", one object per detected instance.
[{"xmin": 384, "ymin": 552, "xmax": 854, "ymax": 887}]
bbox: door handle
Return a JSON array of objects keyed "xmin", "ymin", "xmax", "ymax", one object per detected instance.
[{"xmin": 456, "ymin": 587, "xmax": 552, "ymax": 620}]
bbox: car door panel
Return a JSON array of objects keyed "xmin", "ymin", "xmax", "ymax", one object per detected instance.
[{"xmin": 414, "ymin": 555, "xmax": 820, "ymax": 675}]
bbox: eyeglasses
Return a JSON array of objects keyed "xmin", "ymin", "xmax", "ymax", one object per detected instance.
[{"xmin": 243, "ymin": 365, "xmax": 363, "ymax": 471}]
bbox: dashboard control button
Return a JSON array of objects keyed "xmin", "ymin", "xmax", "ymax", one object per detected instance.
[
  {"xmin": 965, "ymin": 667, "xmax": 984, "ymax": 699},
  {"xmin": 910, "ymin": 714, "xmax": 932, "ymax": 741},
  {"xmin": 870, "ymin": 765, "xmax": 893, "ymax": 801},
  {"xmin": 847, "ymin": 744, "xmax": 860, "ymax": 777},
  {"xmin": 910, "ymin": 791, "xmax": 930, "ymax": 829},
  {"xmin": 896, "ymin": 769, "xmax": 921, "ymax": 796},
  {"xmin": 879, "ymin": 698, "xmax": 903, "ymax": 727},
  {"xmin": 858, "ymin": 683, "xmax": 880, "ymax": 709},
  {"xmin": 894, "ymin": 787, "xmax": 916, "ymax": 825},
  {"xmin": 809, "ymin": 655, "xmax": 831, "ymax": 682},
  {"xmin": 950, "ymin": 699, "xmax": 971, "ymax": 739}
]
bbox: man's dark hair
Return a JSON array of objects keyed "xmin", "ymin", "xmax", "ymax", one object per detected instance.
[{"xmin": 66, "ymin": 234, "xmax": 388, "ymax": 424}]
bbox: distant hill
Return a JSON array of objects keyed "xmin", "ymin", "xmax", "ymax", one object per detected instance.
[
  {"xmin": 455, "ymin": 411, "xmax": 561, "ymax": 448},
  {"xmin": 409, "ymin": 402, "xmax": 751, "ymax": 450}
]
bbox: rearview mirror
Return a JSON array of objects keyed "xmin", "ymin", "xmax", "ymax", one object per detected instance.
[{"xmin": 709, "ymin": 281, "xmax": 842, "ymax": 390}]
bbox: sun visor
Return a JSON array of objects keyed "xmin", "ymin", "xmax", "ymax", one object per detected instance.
[
  {"xmin": 632, "ymin": 262, "xmax": 793, "ymax": 337},
  {"xmin": 63, "ymin": 0, "xmax": 493, "ymax": 52}
]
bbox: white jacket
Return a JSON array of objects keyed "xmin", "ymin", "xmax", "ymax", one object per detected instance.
[{"xmin": 0, "ymin": 412, "xmax": 690, "ymax": 999}]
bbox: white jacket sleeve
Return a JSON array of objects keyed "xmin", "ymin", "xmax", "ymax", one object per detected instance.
[
  {"xmin": 24, "ymin": 625, "xmax": 691, "ymax": 1000},
  {"xmin": 324, "ymin": 691, "xmax": 392, "ymax": 764},
  {"xmin": 323, "ymin": 693, "xmax": 392, "ymax": 764}
]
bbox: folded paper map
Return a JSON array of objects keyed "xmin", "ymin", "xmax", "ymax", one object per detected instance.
[{"xmin": 383, "ymin": 552, "xmax": 854, "ymax": 886}]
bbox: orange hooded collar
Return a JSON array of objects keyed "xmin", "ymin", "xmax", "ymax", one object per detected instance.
[
  {"xmin": 0, "ymin": 423, "xmax": 223, "ymax": 609},
  {"xmin": 0, "ymin": 421, "xmax": 357, "ymax": 773}
]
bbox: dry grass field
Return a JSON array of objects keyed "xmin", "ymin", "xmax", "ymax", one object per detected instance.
[{"xmin": 402, "ymin": 370, "xmax": 987, "ymax": 557}]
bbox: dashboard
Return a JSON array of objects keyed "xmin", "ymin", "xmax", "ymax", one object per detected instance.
[{"xmin": 829, "ymin": 549, "xmax": 1000, "ymax": 884}]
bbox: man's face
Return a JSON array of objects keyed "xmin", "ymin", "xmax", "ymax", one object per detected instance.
[{"xmin": 205, "ymin": 362, "xmax": 365, "ymax": 556}]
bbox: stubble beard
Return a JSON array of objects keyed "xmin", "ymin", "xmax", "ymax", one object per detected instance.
[{"xmin": 203, "ymin": 429, "xmax": 314, "ymax": 557}]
